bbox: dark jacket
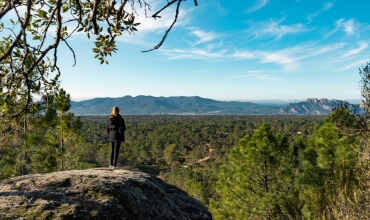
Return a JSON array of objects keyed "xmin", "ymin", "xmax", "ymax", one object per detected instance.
[{"xmin": 107, "ymin": 114, "xmax": 126, "ymax": 142}]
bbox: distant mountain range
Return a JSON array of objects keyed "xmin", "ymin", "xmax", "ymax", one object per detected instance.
[{"xmin": 70, "ymin": 96, "xmax": 358, "ymax": 115}]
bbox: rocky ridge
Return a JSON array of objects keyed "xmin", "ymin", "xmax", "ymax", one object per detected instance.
[
  {"xmin": 278, "ymin": 98, "xmax": 351, "ymax": 115},
  {"xmin": 70, "ymin": 96, "xmax": 358, "ymax": 115},
  {"xmin": 0, "ymin": 168, "xmax": 212, "ymax": 220}
]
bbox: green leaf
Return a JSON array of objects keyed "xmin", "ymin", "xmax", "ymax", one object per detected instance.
[
  {"xmin": 100, "ymin": 59, "xmax": 104, "ymax": 65},
  {"xmin": 32, "ymin": 36, "xmax": 40, "ymax": 40},
  {"xmin": 62, "ymin": 5, "xmax": 69, "ymax": 13},
  {"xmin": 38, "ymin": 10, "xmax": 47, "ymax": 18}
]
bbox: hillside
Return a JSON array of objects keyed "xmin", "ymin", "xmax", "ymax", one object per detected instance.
[
  {"xmin": 0, "ymin": 169, "xmax": 212, "ymax": 220},
  {"xmin": 70, "ymin": 95, "xmax": 279, "ymax": 115},
  {"xmin": 278, "ymin": 98, "xmax": 359, "ymax": 115},
  {"xmin": 70, "ymin": 96, "xmax": 356, "ymax": 115}
]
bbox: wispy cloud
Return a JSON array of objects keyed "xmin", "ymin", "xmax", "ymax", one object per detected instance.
[
  {"xmin": 246, "ymin": 19, "xmax": 313, "ymax": 40},
  {"xmin": 136, "ymin": 8, "xmax": 192, "ymax": 33},
  {"xmin": 325, "ymin": 18, "xmax": 361, "ymax": 38},
  {"xmin": 342, "ymin": 42, "xmax": 368, "ymax": 58},
  {"xmin": 307, "ymin": 2, "xmax": 334, "ymax": 22},
  {"xmin": 226, "ymin": 72, "xmax": 283, "ymax": 82},
  {"xmin": 189, "ymin": 29, "xmax": 221, "ymax": 46},
  {"xmin": 343, "ymin": 59, "xmax": 370, "ymax": 70},
  {"xmin": 161, "ymin": 48, "xmax": 228, "ymax": 60},
  {"xmin": 207, "ymin": 1, "xmax": 229, "ymax": 16},
  {"xmin": 233, "ymin": 50, "xmax": 297, "ymax": 71},
  {"xmin": 245, "ymin": 0, "xmax": 268, "ymax": 13},
  {"xmin": 160, "ymin": 42, "xmax": 348, "ymax": 71}
]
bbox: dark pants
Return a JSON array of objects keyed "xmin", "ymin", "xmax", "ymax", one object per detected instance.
[{"xmin": 110, "ymin": 141, "xmax": 121, "ymax": 167}]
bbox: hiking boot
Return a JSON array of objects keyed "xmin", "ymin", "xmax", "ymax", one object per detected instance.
[
  {"xmin": 114, "ymin": 166, "xmax": 121, "ymax": 170},
  {"xmin": 109, "ymin": 165, "xmax": 114, "ymax": 169}
]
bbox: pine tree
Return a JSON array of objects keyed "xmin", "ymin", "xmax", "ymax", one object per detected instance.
[
  {"xmin": 299, "ymin": 118, "xmax": 357, "ymax": 219},
  {"xmin": 210, "ymin": 123, "xmax": 298, "ymax": 220},
  {"xmin": 54, "ymin": 89, "xmax": 71, "ymax": 170}
]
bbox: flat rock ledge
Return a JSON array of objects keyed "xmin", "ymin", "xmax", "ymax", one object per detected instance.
[{"xmin": 0, "ymin": 168, "xmax": 212, "ymax": 220}]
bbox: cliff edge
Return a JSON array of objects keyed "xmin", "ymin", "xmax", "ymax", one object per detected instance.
[{"xmin": 0, "ymin": 168, "xmax": 212, "ymax": 220}]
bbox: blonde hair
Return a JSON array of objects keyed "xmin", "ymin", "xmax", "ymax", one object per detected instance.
[{"xmin": 111, "ymin": 106, "xmax": 119, "ymax": 116}]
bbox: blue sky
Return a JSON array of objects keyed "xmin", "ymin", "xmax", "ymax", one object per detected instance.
[{"xmin": 52, "ymin": 0, "xmax": 370, "ymax": 102}]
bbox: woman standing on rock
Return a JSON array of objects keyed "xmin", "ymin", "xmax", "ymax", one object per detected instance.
[{"xmin": 107, "ymin": 106, "xmax": 126, "ymax": 169}]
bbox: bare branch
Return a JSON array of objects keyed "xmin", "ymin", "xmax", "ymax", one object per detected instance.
[
  {"xmin": 151, "ymin": 0, "xmax": 178, "ymax": 19},
  {"xmin": 62, "ymin": 38, "xmax": 77, "ymax": 67},
  {"xmin": 142, "ymin": 0, "xmax": 182, "ymax": 53}
]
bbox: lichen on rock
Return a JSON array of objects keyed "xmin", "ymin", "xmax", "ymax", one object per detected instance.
[{"xmin": 0, "ymin": 168, "xmax": 212, "ymax": 220}]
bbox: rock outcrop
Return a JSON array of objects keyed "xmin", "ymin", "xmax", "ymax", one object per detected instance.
[
  {"xmin": 0, "ymin": 168, "xmax": 212, "ymax": 220},
  {"xmin": 279, "ymin": 98, "xmax": 351, "ymax": 115}
]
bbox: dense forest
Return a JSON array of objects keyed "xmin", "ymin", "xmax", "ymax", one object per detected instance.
[
  {"xmin": 1, "ymin": 65, "xmax": 370, "ymax": 219},
  {"xmin": 2, "ymin": 100, "xmax": 369, "ymax": 219},
  {"xmin": 2, "ymin": 0, "xmax": 369, "ymax": 219}
]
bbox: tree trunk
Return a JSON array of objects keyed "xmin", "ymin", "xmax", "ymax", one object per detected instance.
[
  {"xmin": 61, "ymin": 112, "xmax": 64, "ymax": 171},
  {"xmin": 22, "ymin": 116, "xmax": 27, "ymax": 175}
]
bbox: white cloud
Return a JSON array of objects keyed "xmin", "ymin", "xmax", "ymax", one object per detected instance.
[
  {"xmin": 342, "ymin": 42, "xmax": 368, "ymax": 57},
  {"xmin": 158, "ymin": 41, "xmax": 348, "ymax": 72},
  {"xmin": 135, "ymin": 6, "xmax": 192, "ymax": 33},
  {"xmin": 189, "ymin": 30, "xmax": 221, "ymax": 46},
  {"xmin": 207, "ymin": 1, "xmax": 229, "ymax": 16},
  {"xmin": 246, "ymin": 19, "xmax": 313, "ymax": 40},
  {"xmin": 233, "ymin": 48, "xmax": 296, "ymax": 70},
  {"xmin": 114, "ymin": 5, "xmax": 193, "ymax": 47},
  {"xmin": 322, "ymin": 2, "xmax": 334, "ymax": 11},
  {"xmin": 246, "ymin": 0, "xmax": 269, "ymax": 13},
  {"xmin": 260, "ymin": 52, "xmax": 295, "ymax": 66},
  {"xmin": 2, "ymin": 5, "xmax": 27, "ymax": 19},
  {"xmin": 226, "ymin": 72, "xmax": 283, "ymax": 82},
  {"xmin": 343, "ymin": 59, "xmax": 370, "ymax": 70},
  {"xmin": 307, "ymin": 2, "xmax": 334, "ymax": 22},
  {"xmin": 232, "ymin": 50, "xmax": 297, "ymax": 71},
  {"xmin": 161, "ymin": 48, "xmax": 228, "ymax": 60},
  {"xmin": 232, "ymin": 51, "xmax": 256, "ymax": 59},
  {"xmin": 342, "ymin": 19, "xmax": 356, "ymax": 35},
  {"xmin": 232, "ymin": 43, "xmax": 346, "ymax": 71},
  {"xmin": 325, "ymin": 18, "xmax": 361, "ymax": 38}
]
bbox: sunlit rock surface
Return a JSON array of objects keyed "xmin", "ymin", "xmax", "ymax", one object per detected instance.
[{"xmin": 0, "ymin": 168, "xmax": 212, "ymax": 220}]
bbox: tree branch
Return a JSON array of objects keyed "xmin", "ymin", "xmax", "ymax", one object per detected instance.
[
  {"xmin": 0, "ymin": 30, "xmax": 24, "ymax": 62},
  {"xmin": 0, "ymin": 0, "xmax": 32, "ymax": 62},
  {"xmin": 0, "ymin": 0, "xmax": 21, "ymax": 19},
  {"xmin": 142, "ymin": 0, "xmax": 182, "ymax": 52},
  {"xmin": 62, "ymin": 38, "xmax": 77, "ymax": 67},
  {"xmin": 151, "ymin": 0, "xmax": 178, "ymax": 19},
  {"xmin": 90, "ymin": 0, "xmax": 102, "ymax": 34},
  {"xmin": 116, "ymin": 0, "xmax": 128, "ymax": 22},
  {"xmin": 38, "ymin": 6, "xmax": 58, "ymax": 53}
]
